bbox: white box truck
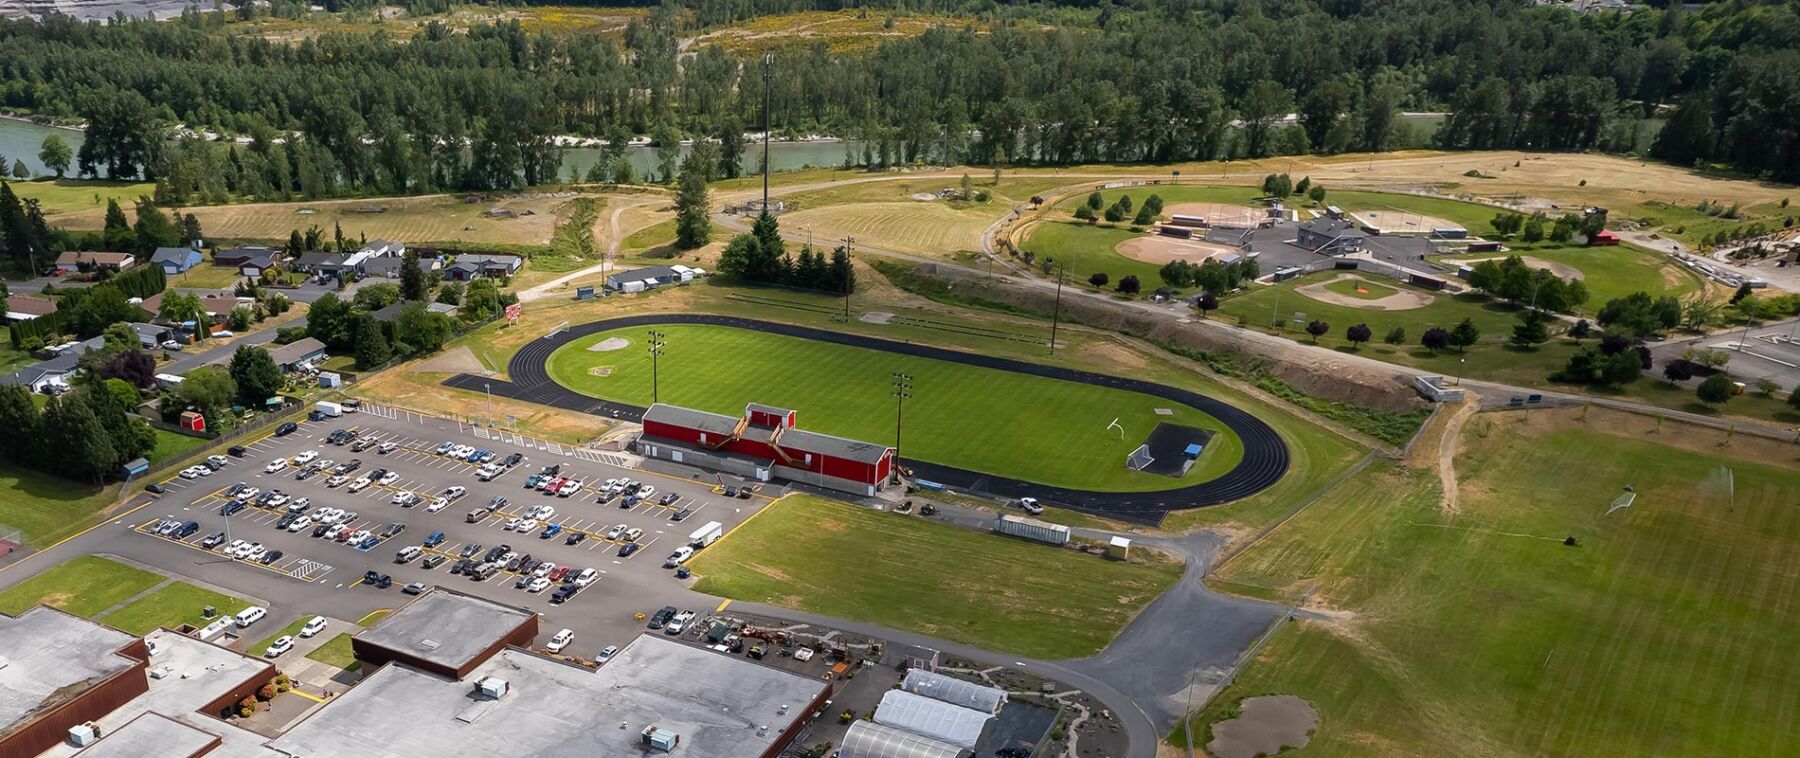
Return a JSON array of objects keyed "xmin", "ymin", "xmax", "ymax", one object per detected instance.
[
  {"xmin": 315, "ymin": 401, "xmax": 343, "ymax": 418},
  {"xmin": 688, "ymin": 521, "xmax": 723, "ymax": 548}
]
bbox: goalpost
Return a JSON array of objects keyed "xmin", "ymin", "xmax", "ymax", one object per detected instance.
[
  {"xmin": 544, "ymin": 321, "xmax": 569, "ymax": 339},
  {"xmin": 1126, "ymin": 444, "xmax": 1156, "ymax": 472}
]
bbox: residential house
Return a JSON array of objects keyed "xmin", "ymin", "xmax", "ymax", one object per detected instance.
[
  {"xmin": 359, "ymin": 255, "xmax": 440, "ymax": 279},
  {"xmin": 266, "ymin": 337, "xmax": 327, "ymax": 371},
  {"xmin": 1295, "ymin": 218, "xmax": 1367, "ymax": 254},
  {"xmin": 134, "ymin": 291, "xmax": 165, "ymax": 322},
  {"xmin": 443, "ymin": 254, "xmax": 523, "ymax": 281},
  {"xmin": 54, "ymin": 251, "xmax": 136, "ymax": 273},
  {"xmin": 212, "ymin": 246, "xmax": 281, "ymax": 277},
  {"xmin": 149, "ymin": 247, "xmax": 204, "ymax": 274},
  {"xmin": 5, "ymin": 294, "xmax": 58, "ymax": 322},
  {"xmin": 128, "ymin": 322, "xmax": 175, "ymax": 350},
  {"xmin": 201, "ymin": 295, "xmax": 249, "ymax": 323},
  {"xmin": 0, "ymin": 336, "xmax": 107, "ymax": 393},
  {"xmin": 290, "ymin": 251, "xmax": 351, "ymax": 276}
]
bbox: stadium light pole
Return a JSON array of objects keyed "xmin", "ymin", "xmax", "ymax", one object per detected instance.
[
  {"xmin": 840, "ymin": 236, "xmax": 854, "ymax": 322},
  {"xmin": 484, "ymin": 381, "xmax": 493, "ymax": 428},
  {"xmin": 1049, "ymin": 262, "xmax": 1065, "ymax": 355},
  {"xmin": 761, "ymin": 53, "xmax": 773, "ymax": 211},
  {"xmin": 647, "ymin": 330, "xmax": 666, "ymax": 404},
  {"xmin": 890, "ymin": 372, "xmax": 911, "ymax": 481}
]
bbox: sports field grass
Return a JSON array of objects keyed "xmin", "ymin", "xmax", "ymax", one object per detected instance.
[
  {"xmin": 1183, "ymin": 410, "xmax": 1800, "ymax": 756},
  {"xmin": 1440, "ymin": 244, "xmax": 1701, "ymax": 307},
  {"xmin": 0, "ymin": 464, "xmax": 119, "ymax": 546},
  {"xmin": 102, "ymin": 581, "xmax": 254, "ymax": 635},
  {"xmin": 1323, "ymin": 277, "xmax": 1395, "ymax": 300},
  {"xmin": 1220, "ymin": 271, "xmax": 1524, "ymax": 349},
  {"xmin": 689, "ymin": 494, "xmax": 1183, "ymax": 658},
  {"xmin": 0, "ymin": 556, "xmax": 162, "ymax": 617},
  {"xmin": 547, "ymin": 324, "xmax": 1246, "ymax": 491},
  {"xmin": 1020, "ymin": 220, "xmax": 1161, "ymax": 284}
]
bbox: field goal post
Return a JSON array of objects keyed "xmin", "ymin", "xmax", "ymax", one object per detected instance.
[
  {"xmin": 1126, "ymin": 444, "xmax": 1155, "ymax": 472},
  {"xmin": 544, "ymin": 321, "xmax": 569, "ymax": 339}
]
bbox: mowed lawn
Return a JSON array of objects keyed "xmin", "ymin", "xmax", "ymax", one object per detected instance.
[
  {"xmin": 548, "ymin": 325, "xmax": 1246, "ymax": 491},
  {"xmin": 1188, "ymin": 414, "xmax": 1799, "ymax": 756},
  {"xmin": 0, "ymin": 464, "xmax": 121, "ymax": 547},
  {"xmin": 103, "ymin": 581, "xmax": 254, "ymax": 635},
  {"xmin": 1440, "ymin": 244, "xmax": 1701, "ymax": 308},
  {"xmin": 690, "ymin": 495, "xmax": 1183, "ymax": 658},
  {"xmin": 0, "ymin": 556, "xmax": 162, "ymax": 617},
  {"xmin": 1218, "ymin": 271, "xmax": 1526, "ymax": 349}
]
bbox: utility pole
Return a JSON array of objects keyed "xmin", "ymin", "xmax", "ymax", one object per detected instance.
[
  {"xmin": 647, "ymin": 329, "xmax": 666, "ymax": 404},
  {"xmin": 484, "ymin": 381, "xmax": 493, "ymax": 428},
  {"xmin": 1049, "ymin": 262, "xmax": 1065, "ymax": 355},
  {"xmin": 890, "ymin": 372, "xmax": 911, "ymax": 482},
  {"xmin": 761, "ymin": 53, "xmax": 773, "ymax": 211},
  {"xmin": 841, "ymin": 236, "xmax": 854, "ymax": 322}
]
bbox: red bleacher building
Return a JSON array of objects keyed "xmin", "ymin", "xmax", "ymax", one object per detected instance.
[{"xmin": 638, "ymin": 403, "xmax": 895, "ymax": 495}]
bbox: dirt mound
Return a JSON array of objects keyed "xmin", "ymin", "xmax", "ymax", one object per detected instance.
[{"xmin": 1206, "ymin": 695, "xmax": 1318, "ymax": 758}]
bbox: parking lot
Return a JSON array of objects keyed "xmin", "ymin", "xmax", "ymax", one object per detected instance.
[{"xmin": 131, "ymin": 404, "xmax": 771, "ymax": 630}]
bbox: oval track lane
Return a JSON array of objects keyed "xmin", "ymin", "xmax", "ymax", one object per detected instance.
[{"xmin": 444, "ymin": 315, "xmax": 1290, "ymax": 525}]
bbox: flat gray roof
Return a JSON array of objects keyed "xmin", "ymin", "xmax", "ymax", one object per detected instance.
[
  {"xmin": 74, "ymin": 712, "xmax": 216, "ymax": 758},
  {"xmin": 354, "ymin": 589, "xmax": 533, "ymax": 672},
  {"xmin": 0, "ymin": 607, "xmax": 140, "ymax": 741},
  {"xmin": 40, "ymin": 630, "xmax": 277, "ymax": 758},
  {"xmin": 272, "ymin": 635, "xmax": 829, "ymax": 758}
]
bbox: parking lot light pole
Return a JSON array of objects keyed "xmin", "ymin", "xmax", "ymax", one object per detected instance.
[
  {"xmin": 484, "ymin": 382, "xmax": 493, "ymax": 428},
  {"xmin": 647, "ymin": 330, "xmax": 667, "ymax": 404},
  {"xmin": 890, "ymin": 372, "xmax": 911, "ymax": 477}
]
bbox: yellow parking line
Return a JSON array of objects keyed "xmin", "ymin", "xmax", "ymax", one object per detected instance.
[{"xmin": 714, "ymin": 599, "xmax": 732, "ymax": 613}]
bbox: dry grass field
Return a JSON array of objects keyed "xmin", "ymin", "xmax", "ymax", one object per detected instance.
[
  {"xmin": 780, "ymin": 201, "xmax": 996, "ymax": 256},
  {"xmin": 692, "ymin": 10, "xmax": 982, "ymax": 56}
]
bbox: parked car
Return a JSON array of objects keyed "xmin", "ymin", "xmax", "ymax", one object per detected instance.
[
  {"xmin": 443, "ymin": 486, "xmax": 466, "ymax": 499},
  {"xmin": 460, "ymin": 543, "xmax": 483, "ymax": 559},
  {"xmin": 265, "ymin": 635, "xmax": 294, "ymax": 657},
  {"xmin": 228, "ymin": 445, "xmax": 248, "ymax": 457},
  {"xmin": 648, "ymin": 606, "xmax": 676, "ymax": 629},
  {"xmin": 574, "ymin": 568, "xmax": 599, "ymax": 587},
  {"xmin": 540, "ymin": 523, "xmax": 562, "ymax": 539},
  {"xmin": 377, "ymin": 471, "xmax": 400, "ymax": 486},
  {"xmin": 273, "ymin": 422, "xmax": 297, "ymax": 436},
  {"xmin": 351, "ymin": 437, "xmax": 377, "ymax": 452},
  {"xmin": 300, "ymin": 616, "xmax": 327, "ymax": 638},
  {"xmin": 434, "ymin": 441, "xmax": 455, "ymax": 455},
  {"xmin": 658, "ymin": 492, "xmax": 681, "ymax": 506},
  {"xmin": 662, "ymin": 546, "xmax": 694, "ymax": 568},
  {"xmin": 402, "ymin": 582, "xmax": 427, "ymax": 595},
  {"xmin": 565, "ymin": 531, "xmax": 587, "ymax": 545},
  {"xmin": 348, "ymin": 476, "xmax": 373, "ymax": 492},
  {"xmin": 259, "ymin": 549, "xmax": 283, "ymax": 565},
  {"xmin": 421, "ymin": 554, "xmax": 447, "ymax": 570},
  {"xmin": 466, "ymin": 507, "xmax": 491, "ymax": 523},
  {"xmin": 326, "ymin": 475, "xmax": 348, "ymax": 488},
  {"xmin": 617, "ymin": 542, "xmax": 640, "ymax": 557},
  {"xmin": 623, "ymin": 527, "xmax": 643, "ymax": 543},
  {"xmin": 502, "ymin": 452, "xmax": 523, "ymax": 467},
  {"xmin": 545, "ymin": 629, "xmax": 574, "ymax": 653},
  {"xmin": 604, "ymin": 523, "xmax": 627, "ymax": 540},
  {"xmin": 293, "ymin": 450, "xmax": 318, "ymax": 465},
  {"xmin": 206, "ymin": 455, "xmax": 229, "ymax": 469},
  {"xmin": 287, "ymin": 516, "xmax": 313, "ymax": 533},
  {"xmin": 377, "ymin": 442, "xmax": 397, "ymax": 455},
  {"xmin": 380, "ymin": 522, "xmax": 407, "ymax": 538},
  {"xmin": 200, "ymin": 532, "xmax": 226, "ymax": 548},
  {"xmin": 235, "ymin": 606, "xmax": 268, "ymax": 627},
  {"xmin": 425, "ymin": 497, "xmax": 449, "ymax": 513},
  {"xmin": 264, "ymin": 459, "xmax": 288, "ymax": 474},
  {"xmin": 424, "ymin": 530, "xmax": 445, "ymax": 548},
  {"xmin": 595, "ymin": 644, "xmax": 618, "ymax": 664},
  {"xmin": 527, "ymin": 577, "xmax": 551, "ymax": 593}
]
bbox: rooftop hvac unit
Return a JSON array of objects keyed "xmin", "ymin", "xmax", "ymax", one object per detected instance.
[
  {"xmin": 474, "ymin": 677, "xmax": 509, "ymax": 699},
  {"xmin": 641, "ymin": 725, "xmax": 680, "ymax": 752},
  {"xmin": 67, "ymin": 723, "xmax": 100, "ymax": 747}
]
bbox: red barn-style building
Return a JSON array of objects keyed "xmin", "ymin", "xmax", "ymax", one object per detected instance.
[{"xmin": 638, "ymin": 402, "xmax": 894, "ymax": 496}]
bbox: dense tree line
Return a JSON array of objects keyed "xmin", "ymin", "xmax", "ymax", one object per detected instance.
[
  {"xmin": 716, "ymin": 213, "xmax": 854, "ymax": 293},
  {"xmin": 1, "ymin": 0, "xmax": 1795, "ymax": 198},
  {"xmin": 0, "ymin": 382, "xmax": 155, "ymax": 482}
]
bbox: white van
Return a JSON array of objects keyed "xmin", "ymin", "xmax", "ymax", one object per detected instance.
[{"xmin": 235, "ymin": 606, "xmax": 267, "ymax": 628}]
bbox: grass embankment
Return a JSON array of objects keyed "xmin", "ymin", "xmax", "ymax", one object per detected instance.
[
  {"xmin": 0, "ymin": 465, "xmax": 120, "ymax": 547},
  {"xmin": 690, "ymin": 495, "xmax": 1183, "ymax": 658},
  {"xmin": 547, "ymin": 323, "xmax": 1246, "ymax": 492},
  {"xmin": 0, "ymin": 556, "xmax": 162, "ymax": 616},
  {"xmin": 1180, "ymin": 409, "xmax": 1800, "ymax": 756}
]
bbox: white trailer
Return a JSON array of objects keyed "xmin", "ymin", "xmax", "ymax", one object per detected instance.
[
  {"xmin": 994, "ymin": 514, "xmax": 1070, "ymax": 546},
  {"xmin": 688, "ymin": 520, "xmax": 724, "ymax": 548},
  {"xmin": 315, "ymin": 401, "xmax": 343, "ymax": 417}
]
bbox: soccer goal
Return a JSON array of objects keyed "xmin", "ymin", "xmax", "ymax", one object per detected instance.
[
  {"xmin": 544, "ymin": 321, "xmax": 569, "ymax": 339},
  {"xmin": 1125, "ymin": 444, "xmax": 1156, "ymax": 472}
]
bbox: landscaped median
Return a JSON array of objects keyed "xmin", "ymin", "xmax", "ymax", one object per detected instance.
[{"xmin": 687, "ymin": 494, "xmax": 1183, "ymax": 659}]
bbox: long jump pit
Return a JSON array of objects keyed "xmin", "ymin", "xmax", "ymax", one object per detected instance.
[
  {"xmin": 1348, "ymin": 209, "xmax": 1465, "ymax": 236},
  {"xmin": 1117, "ymin": 235, "xmax": 1243, "ymax": 265}
]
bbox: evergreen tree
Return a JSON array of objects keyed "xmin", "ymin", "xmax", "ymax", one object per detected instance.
[
  {"xmin": 1449, "ymin": 318, "xmax": 1481, "ymax": 352},
  {"xmin": 674, "ymin": 163, "xmax": 711, "ymax": 250},
  {"xmin": 0, "ymin": 384, "xmax": 38, "ymax": 463},
  {"xmin": 827, "ymin": 245, "xmax": 855, "ymax": 295},
  {"xmin": 353, "ymin": 316, "xmax": 391, "ymax": 369},
  {"xmin": 399, "ymin": 250, "xmax": 427, "ymax": 301}
]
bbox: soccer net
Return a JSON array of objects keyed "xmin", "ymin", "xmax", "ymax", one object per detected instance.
[
  {"xmin": 1126, "ymin": 444, "xmax": 1155, "ymax": 471},
  {"xmin": 545, "ymin": 321, "xmax": 569, "ymax": 339}
]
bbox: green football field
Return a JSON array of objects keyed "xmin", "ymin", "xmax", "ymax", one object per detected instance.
[{"xmin": 546, "ymin": 325, "xmax": 1246, "ymax": 491}]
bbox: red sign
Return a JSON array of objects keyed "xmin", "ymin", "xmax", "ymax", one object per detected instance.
[{"xmin": 504, "ymin": 303, "xmax": 522, "ymax": 321}]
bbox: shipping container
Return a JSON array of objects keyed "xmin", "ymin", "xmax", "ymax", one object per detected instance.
[{"xmin": 994, "ymin": 514, "xmax": 1069, "ymax": 545}]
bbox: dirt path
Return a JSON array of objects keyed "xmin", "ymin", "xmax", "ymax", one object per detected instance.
[
  {"xmin": 515, "ymin": 195, "xmax": 664, "ymax": 302},
  {"xmin": 1436, "ymin": 398, "xmax": 1480, "ymax": 515}
]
